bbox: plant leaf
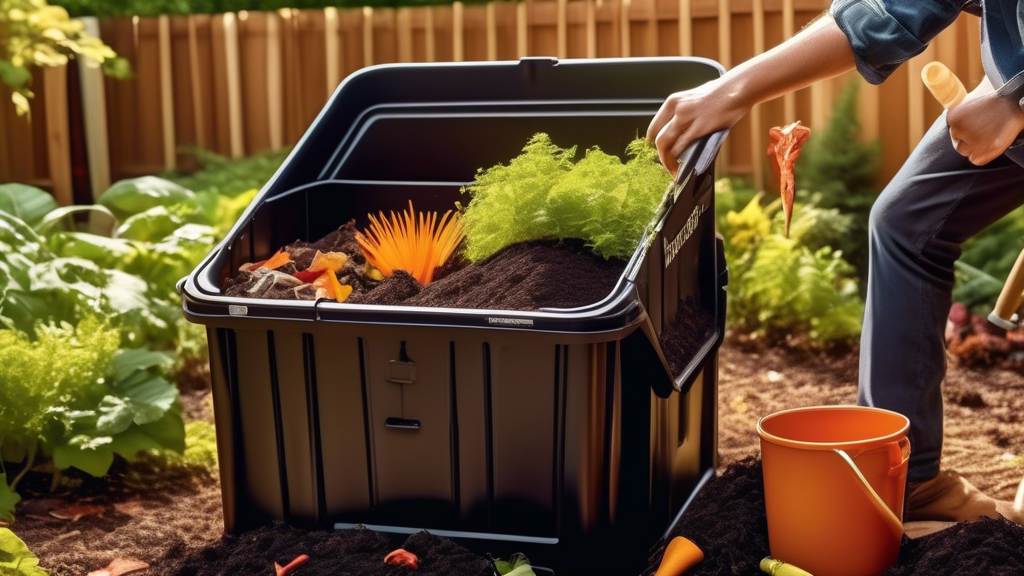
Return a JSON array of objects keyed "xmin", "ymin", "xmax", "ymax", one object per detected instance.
[
  {"xmin": 0, "ymin": 184, "xmax": 59, "ymax": 228},
  {"xmin": 0, "ymin": 527, "xmax": 48, "ymax": 576},
  {"xmin": 52, "ymin": 436, "xmax": 114, "ymax": 477},
  {"xmin": 0, "ymin": 474, "xmax": 21, "ymax": 524},
  {"xmin": 110, "ymin": 349, "xmax": 172, "ymax": 382},
  {"xmin": 98, "ymin": 177, "xmax": 194, "ymax": 221}
]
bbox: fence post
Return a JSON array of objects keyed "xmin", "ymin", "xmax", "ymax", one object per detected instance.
[
  {"xmin": 267, "ymin": 11, "xmax": 284, "ymax": 150},
  {"xmin": 42, "ymin": 66, "xmax": 73, "ymax": 205},
  {"xmin": 78, "ymin": 16, "xmax": 111, "ymax": 198},
  {"xmin": 782, "ymin": 0, "xmax": 796, "ymax": 122},
  {"xmin": 453, "ymin": 1, "xmax": 464, "ymax": 61},
  {"xmin": 363, "ymin": 7, "xmax": 375, "ymax": 66},
  {"xmin": 517, "ymin": 0, "xmax": 528, "ymax": 57},
  {"xmin": 325, "ymin": 7, "xmax": 341, "ymax": 91},
  {"xmin": 677, "ymin": 0, "xmax": 690, "ymax": 56},
  {"xmin": 159, "ymin": 14, "xmax": 177, "ymax": 171}
]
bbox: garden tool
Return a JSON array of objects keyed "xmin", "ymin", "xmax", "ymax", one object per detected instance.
[{"xmin": 922, "ymin": 61, "xmax": 1024, "ymax": 330}]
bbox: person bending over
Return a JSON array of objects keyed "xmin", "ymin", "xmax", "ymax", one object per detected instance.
[{"xmin": 648, "ymin": 0, "xmax": 1024, "ymax": 523}]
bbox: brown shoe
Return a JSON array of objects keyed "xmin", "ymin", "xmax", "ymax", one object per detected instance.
[{"xmin": 904, "ymin": 470, "xmax": 1023, "ymax": 524}]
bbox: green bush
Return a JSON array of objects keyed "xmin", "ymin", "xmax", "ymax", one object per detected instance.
[
  {"xmin": 798, "ymin": 80, "xmax": 881, "ymax": 284},
  {"xmin": 955, "ymin": 205, "xmax": 1024, "ymax": 313},
  {"xmin": 717, "ymin": 180, "xmax": 863, "ymax": 344},
  {"xmin": 462, "ymin": 133, "xmax": 671, "ymax": 261}
]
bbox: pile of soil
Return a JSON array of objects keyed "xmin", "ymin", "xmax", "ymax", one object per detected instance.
[
  {"xmin": 643, "ymin": 458, "xmax": 1024, "ymax": 576},
  {"xmin": 946, "ymin": 302, "xmax": 1024, "ymax": 370},
  {"xmin": 165, "ymin": 522, "xmax": 492, "ymax": 576},
  {"xmin": 660, "ymin": 298, "xmax": 716, "ymax": 376},
  {"xmin": 224, "ymin": 221, "xmax": 378, "ymax": 300},
  {"xmin": 353, "ymin": 239, "xmax": 626, "ymax": 311}
]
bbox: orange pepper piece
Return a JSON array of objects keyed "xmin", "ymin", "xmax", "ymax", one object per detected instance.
[
  {"xmin": 308, "ymin": 250, "xmax": 349, "ymax": 274},
  {"xmin": 259, "ymin": 249, "xmax": 292, "ymax": 271},
  {"xmin": 312, "ymin": 269, "xmax": 352, "ymax": 302}
]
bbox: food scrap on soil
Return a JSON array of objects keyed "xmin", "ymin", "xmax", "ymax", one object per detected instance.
[
  {"xmin": 274, "ymin": 554, "xmax": 309, "ymax": 576},
  {"xmin": 86, "ymin": 558, "xmax": 149, "ymax": 576},
  {"xmin": 766, "ymin": 122, "xmax": 812, "ymax": 237},
  {"xmin": 356, "ymin": 201, "xmax": 465, "ymax": 285},
  {"xmin": 384, "ymin": 549, "xmax": 419, "ymax": 569},
  {"xmin": 49, "ymin": 503, "xmax": 106, "ymax": 521}
]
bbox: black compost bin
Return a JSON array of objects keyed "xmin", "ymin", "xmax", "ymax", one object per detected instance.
[{"xmin": 181, "ymin": 57, "xmax": 727, "ymax": 575}]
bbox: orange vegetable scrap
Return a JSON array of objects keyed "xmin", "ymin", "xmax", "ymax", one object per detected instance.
[
  {"xmin": 766, "ymin": 121, "xmax": 812, "ymax": 238},
  {"xmin": 355, "ymin": 200, "xmax": 465, "ymax": 285},
  {"xmin": 241, "ymin": 249, "xmax": 293, "ymax": 272},
  {"xmin": 384, "ymin": 549, "xmax": 419, "ymax": 570},
  {"xmin": 274, "ymin": 554, "xmax": 310, "ymax": 576},
  {"xmin": 312, "ymin": 269, "xmax": 353, "ymax": 302},
  {"xmin": 308, "ymin": 250, "xmax": 349, "ymax": 274},
  {"xmin": 654, "ymin": 536, "xmax": 704, "ymax": 576}
]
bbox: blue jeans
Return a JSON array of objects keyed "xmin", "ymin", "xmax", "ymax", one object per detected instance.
[{"xmin": 860, "ymin": 114, "xmax": 1024, "ymax": 483}]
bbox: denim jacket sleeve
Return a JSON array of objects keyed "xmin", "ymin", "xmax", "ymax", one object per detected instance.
[{"xmin": 830, "ymin": 0, "xmax": 963, "ymax": 84}]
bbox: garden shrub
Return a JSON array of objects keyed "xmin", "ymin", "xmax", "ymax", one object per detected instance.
[
  {"xmin": 717, "ymin": 181, "xmax": 863, "ymax": 344},
  {"xmin": 955, "ymin": 205, "xmax": 1024, "ymax": 313},
  {"xmin": 798, "ymin": 80, "xmax": 881, "ymax": 283},
  {"xmin": 461, "ymin": 133, "xmax": 671, "ymax": 261}
]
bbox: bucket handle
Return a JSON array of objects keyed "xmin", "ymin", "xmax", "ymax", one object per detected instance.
[{"xmin": 833, "ymin": 437, "xmax": 910, "ymax": 542}]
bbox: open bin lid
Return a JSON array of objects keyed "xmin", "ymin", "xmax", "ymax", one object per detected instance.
[{"xmin": 181, "ymin": 57, "xmax": 726, "ymax": 339}]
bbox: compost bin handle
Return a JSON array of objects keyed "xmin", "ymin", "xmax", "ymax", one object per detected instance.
[{"xmin": 833, "ymin": 448, "xmax": 905, "ymax": 541}]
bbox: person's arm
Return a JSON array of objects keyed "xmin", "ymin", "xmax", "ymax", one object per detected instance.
[
  {"xmin": 646, "ymin": 15, "xmax": 855, "ymax": 175},
  {"xmin": 649, "ymin": 0, "xmax": 964, "ymax": 176},
  {"xmin": 947, "ymin": 76, "xmax": 1024, "ymax": 166}
]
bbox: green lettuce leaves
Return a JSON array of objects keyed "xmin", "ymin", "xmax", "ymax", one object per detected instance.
[{"xmin": 0, "ymin": 528, "xmax": 47, "ymax": 576}]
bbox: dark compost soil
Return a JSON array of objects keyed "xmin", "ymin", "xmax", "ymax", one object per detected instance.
[
  {"xmin": 350, "ymin": 239, "xmax": 627, "ymax": 311},
  {"xmin": 166, "ymin": 522, "xmax": 492, "ymax": 576},
  {"xmin": 643, "ymin": 458, "xmax": 1024, "ymax": 576}
]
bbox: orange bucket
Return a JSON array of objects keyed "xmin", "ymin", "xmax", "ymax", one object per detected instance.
[{"xmin": 758, "ymin": 406, "xmax": 910, "ymax": 576}]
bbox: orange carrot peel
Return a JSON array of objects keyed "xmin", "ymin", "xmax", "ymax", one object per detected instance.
[
  {"xmin": 384, "ymin": 549, "xmax": 419, "ymax": 570},
  {"xmin": 274, "ymin": 554, "xmax": 309, "ymax": 576},
  {"xmin": 654, "ymin": 536, "xmax": 704, "ymax": 576},
  {"xmin": 766, "ymin": 121, "xmax": 812, "ymax": 238},
  {"xmin": 308, "ymin": 250, "xmax": 349, "ymax": 274},
  {"xmin": 243, "ymin": 249, "xmax": 292, "ymax": 272},
  {"xmin": 355, "ymin": 200, "xmax": 464, "ymax": 286}
]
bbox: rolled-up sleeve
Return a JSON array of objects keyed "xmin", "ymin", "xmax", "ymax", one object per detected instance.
[{"xmin": 831, "ymin": 0, "xmax": 962, "ymax": 84}]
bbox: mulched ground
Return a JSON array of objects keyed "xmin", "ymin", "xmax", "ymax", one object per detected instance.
[{"xmin": 11, "ymin": 346, "xmax": 1024, "ymax": 576}]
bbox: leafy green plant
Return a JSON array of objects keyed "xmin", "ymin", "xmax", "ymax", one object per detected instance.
[
  {"xmin": 0, "ymin": 528, "xmax": 47, "ymax": 576},
  {"xmin": 461, "ymin": 134, "xmax": 671, "ymax": 261},
  {"xmin": 170, "ymin": 146, "xmax": 288, "ymax": 201},
  {"xmin": 954, "ymin": 205, "xmax": 1024, "ymax": 312},
  {"xmin": 0, "ymin": 0, "xmax": 127, "ymax": 115},
  {"xmin": 156, "ymin": 420, "xmax": 218, "ymax": 470},
  {"xmin": 0, "ymin": 318, "xmax": 184, "ymax": 520},
  {"xmin": 718, "ymin": 182, "xmax": 863, "ymax": 344}
]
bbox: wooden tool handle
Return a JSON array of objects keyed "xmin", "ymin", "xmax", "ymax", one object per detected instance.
[
  {"xmin": 922, "ymin": 62, "xmax": 966, "ymax": 110},
  {"xmin": 989, "ymin": 248, "xmax": 1024, "ymax": 330}
]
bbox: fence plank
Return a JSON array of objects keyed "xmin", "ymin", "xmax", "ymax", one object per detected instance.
[
  {"xmin": 42, "ymin": 67, "xmax": 72, "ymax": 205},
  {"xmin": 398, "ymin": 7, "xmax": 414, "ymax": 62},
  {"xmin": 677, "ymin": 0, "xmax": 690, "ymax": 56},
  {"xmin": 781, "ymin": 0, "xmax": 795, "ymax": 122},
  {"xmin": 363, "ymin": 7, "xmax": 375, "ymax": 66},
  {"xmin": 78, "ymin": 16, "xmax": 111, "ymax": 197},
  {"xmin": 267, "ymin": 12, "xmax": 284, "ymax": 150},
  {"xmin": 159, "ymin": 15, "xmax": 177, "ymax": 170},
  {"xmin": 557, "ymin": 0, "xmax": 568, "ymax": 58},
  {"xmin": 453, "ymin": 2, "xmax": 465, "ymax": 61},
  {"xmin": 325, "ymin": 8, "xmax": 342, "ymax": 88},
  {"xmin": 425, "ymin": 7, "xmax": 437, "ymax": 61},
  {"xmin": 517, "ymin": 1, "xmax": 529, "ymax": 56},
  {"xmin": 239, "ymin": 11, "xmax": 271, "ymax": 155},
  {"xmin": 906, "ymin": 45, "xmax": 936, "ymax": 151},
  {"xmin": 749, "ymin": 0, "xmax": 764, "ymax": 190}
]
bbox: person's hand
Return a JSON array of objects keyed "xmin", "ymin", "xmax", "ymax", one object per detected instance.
[
  {"xmin": 947, "ymin": 78, "xmax": 1024, "ymax": 166},
  {"xmin": 647, "ymin": 79, "xmax": 750, "ymax": 177}
]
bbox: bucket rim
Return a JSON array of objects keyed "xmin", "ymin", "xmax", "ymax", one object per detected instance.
[{"xmin": 757, "ymin": 405, "xmax": 910, "ymax": 451}]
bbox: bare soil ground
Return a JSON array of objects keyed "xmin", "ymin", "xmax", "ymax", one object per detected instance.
[{"xmin": 11, "ymin": 344, "xmax": 1024, "ymax": 575}]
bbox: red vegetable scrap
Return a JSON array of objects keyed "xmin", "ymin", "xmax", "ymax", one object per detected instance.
[
  {"xmin": 50, "ymin": 503, "xmax": 106, "ymax": 521},
  {"xmin": 384, "ymin": 548, "xmax": 419, "ymax": 570},
  {"xmin": 274, "ymin": 554, "xmax": 309, "ymax": 576},
  {"xmin": 766, "ymin": 121, "xmax": 812, "ymax": 237}
]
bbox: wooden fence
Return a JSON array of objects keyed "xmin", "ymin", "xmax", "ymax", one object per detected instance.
[{"xmin": 0, "ymin": 0, "xmax": 986, "ymax": 203}]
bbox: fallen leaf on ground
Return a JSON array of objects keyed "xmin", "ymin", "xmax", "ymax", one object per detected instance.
[
  {"xmin": 87, "ymin": 558, "xmax": 149, "ymax": 576},
  {"xmin": 50, "ymin": 503, "xmax": 105, "ymax": 521}
]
